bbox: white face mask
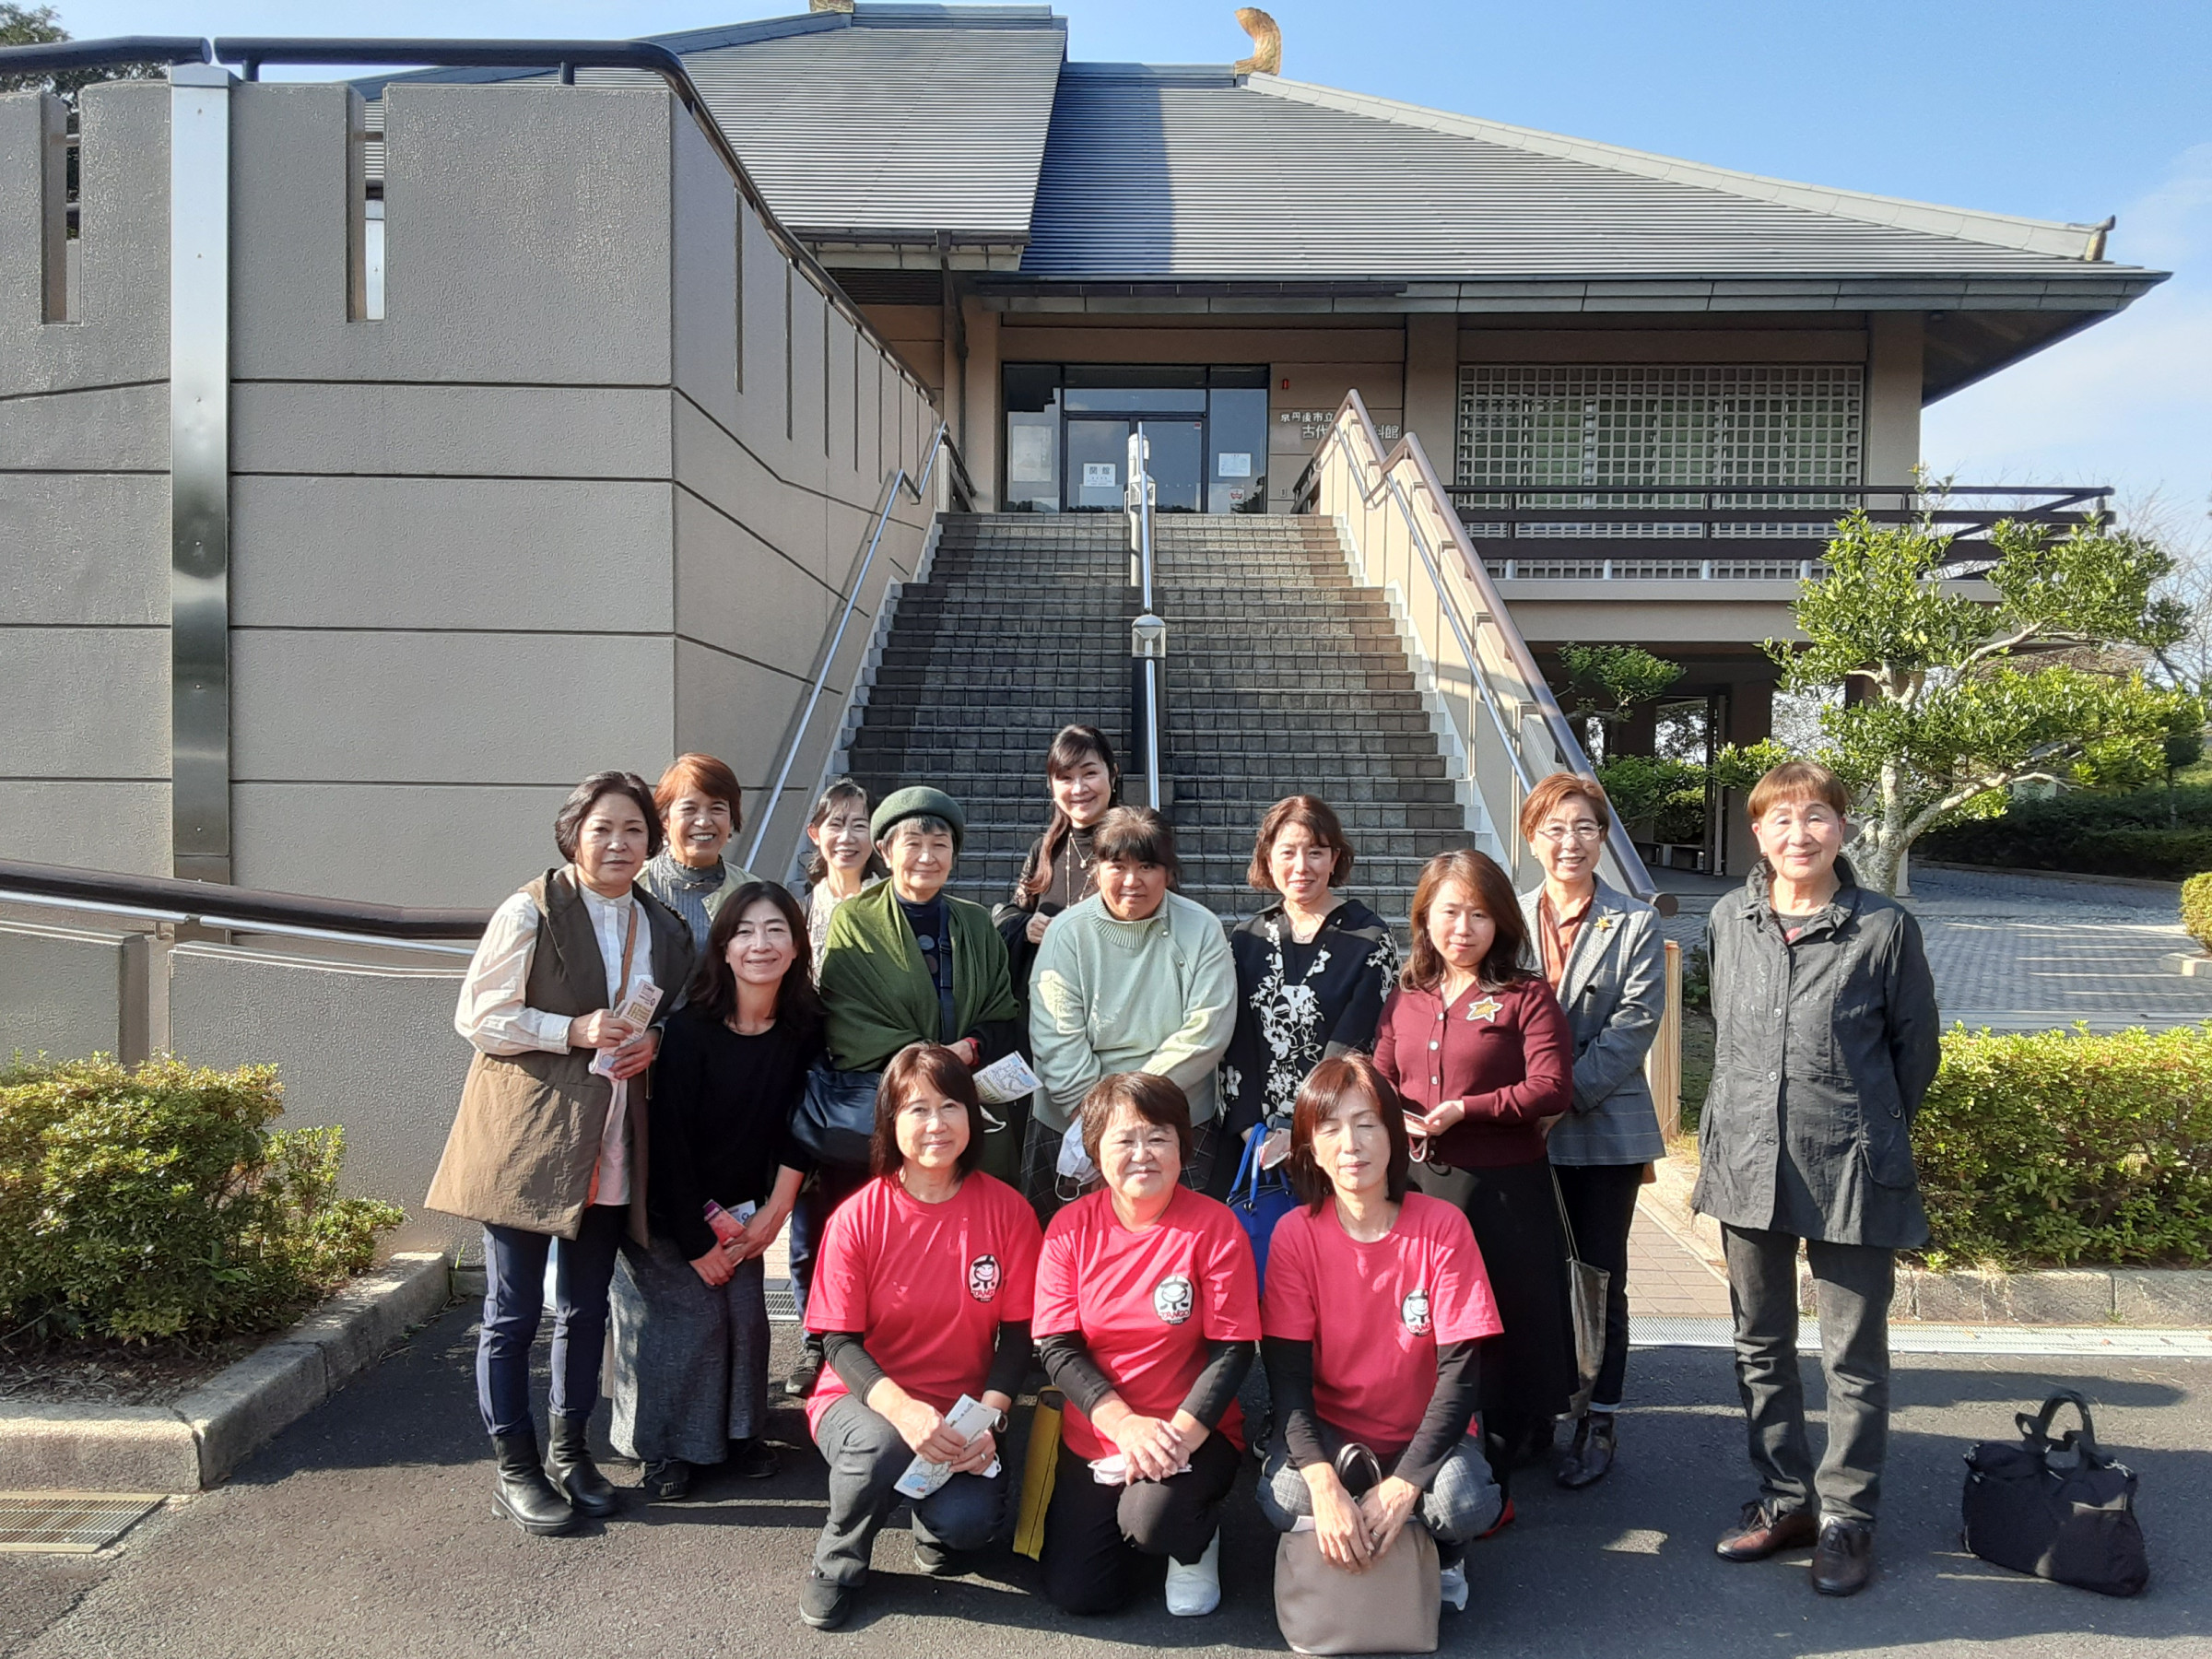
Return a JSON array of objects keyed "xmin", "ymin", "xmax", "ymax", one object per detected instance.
[{"xmin": 1057, "ymin": 1118, "xmax": 1098, "ymax": 1182}]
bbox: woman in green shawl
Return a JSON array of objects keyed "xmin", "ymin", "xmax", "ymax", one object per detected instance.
[{"xmin": 786, "ymin": 787, "xmax": 1023, "ymax": 1400}]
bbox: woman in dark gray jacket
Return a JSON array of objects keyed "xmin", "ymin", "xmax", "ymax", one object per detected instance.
[{"xmin": 1693, "ymin": 760, "xmax": 1938, "ymax": 1600}]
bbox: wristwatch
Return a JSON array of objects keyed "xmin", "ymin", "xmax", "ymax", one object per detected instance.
[{"xmin": 986, "ymin": 1408, "xmax": 1010, "ymax": 1437}]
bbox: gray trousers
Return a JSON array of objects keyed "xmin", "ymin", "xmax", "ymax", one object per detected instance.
[
  {"xmin": 811, "ymin": 1390, "xmax": 1009, "ymax": 1586},
  {"xmin": 1721, "ymin": 1224, "xmax": 1895, "ymax": 1526},
  {"xmin": 1256, "ymin": 1428, "xmax": 1500, "ymax": 1555}
]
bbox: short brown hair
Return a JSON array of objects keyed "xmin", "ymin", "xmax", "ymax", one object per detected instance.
[
  {"xmin": 553, "ymin": 771, "xmax": 663, "ymax": 862},
  {"xmin": 1403, "ymin": 848, "xmax": 1531, "ymax": 993},
  {"xmin": 869, "ymin": 1043, "xmax": 984, "ymax": 1179},
  {"xmin": 1248, "ymin": 794, "xmax": 1356, "ymax": 892},
  {"xmin": 1287, "ymin": 1054, "xmax": 1412, "ymax": 1210},
  {"xmin": 1092, "ymin": 806, "xmax": 1181, "ymax": 886},
  {"xmin": 654, "ymin": 752, "xmax": 744, "ymax": 834},
  {"xmin": 1078, "ymin": 1072, "xmax": 1194, "ymax": 1173},
  {"xmin": 1516, "ymin": 771, "xmax": 1612, "ymax": 844},
  {"xmin": 1747, "ymin": 759, "xmax": 1850, "ymax": 822}
]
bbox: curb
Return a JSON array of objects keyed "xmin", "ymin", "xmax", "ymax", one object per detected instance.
[
  {"xmin": 0, "ymin": 1252, "xmax": 453, "ymax": 1494},
  {"xmin": 1642, "ymin": 1159, "xmax": 2212, "ymax": 1327}
]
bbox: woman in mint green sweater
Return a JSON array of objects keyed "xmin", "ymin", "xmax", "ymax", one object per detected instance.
[{"xmin": 1028, "ymin": 808, "xmax": 1237, "ymax": 1217}]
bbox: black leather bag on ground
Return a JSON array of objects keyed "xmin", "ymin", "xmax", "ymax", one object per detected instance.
[
  {"xmin": 791, "ymin": 1064, "xmax": 880, "ymax": 1170},
  {"xmin": 1962, "ymin": 1390, "xmax": 2147, "ymax": 1596}
]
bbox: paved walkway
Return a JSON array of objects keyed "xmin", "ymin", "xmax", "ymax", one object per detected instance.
[
  {"xmin": 1659, "ymin": 863, "xmax": 2212, "ymax": 1031},
  {"xmin": 7, "ymin": 1305, "xmax": 2207, "ymax": 1659}
]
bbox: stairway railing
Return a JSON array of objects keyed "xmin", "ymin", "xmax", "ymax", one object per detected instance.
[
  {"xmin": 743, "ymin": 421, "xmax": 974, "ymax": 876},
  {"xmin": 1125, "ymin": 428, "xmax": 1165, "ymax": 811},
  {"xmin": 1294, "ymin": 392, "xmax": 1670, "ymax": 913}
]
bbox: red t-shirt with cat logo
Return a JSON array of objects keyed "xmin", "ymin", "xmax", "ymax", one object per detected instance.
[
  {"xmin": 804, "ymin": 1171, "xmax": 1041, "ymax": 1441},
  {"xmin": 1031, "ymin": 1185, "xmax": 1262, "ymax": 1460},
  {"xmin": 1261, "ymin": 1191, "xmax": 1500, "ymax": 1459}
]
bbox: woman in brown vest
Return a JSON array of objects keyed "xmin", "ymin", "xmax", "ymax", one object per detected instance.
[{"xmin": 429, "ymin": 771, "xmax": 696, "ymax": 1536}]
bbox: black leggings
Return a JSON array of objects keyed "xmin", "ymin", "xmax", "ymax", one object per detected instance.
[
  {"xmin": 1041, "ymin": 1434, "xmax": 1241, "ymax": 1615},
  {"xmin": 1553, "ymin": 1161, "xmax": 1645, "ymax": 1412}
]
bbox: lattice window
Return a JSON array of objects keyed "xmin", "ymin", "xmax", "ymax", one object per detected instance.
[{"xmin": 1456, "ymin": 366, "xmax": 1863, "ymax": 537}]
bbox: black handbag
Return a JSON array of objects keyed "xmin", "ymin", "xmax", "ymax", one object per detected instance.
[
  {"xmin": 791, "ymin": 1064, "xmax": 880, "ymax": 1170},
  {"xmin": 1961, "ymin": 1390, "xmax": 2147, "ymax": 1597}
]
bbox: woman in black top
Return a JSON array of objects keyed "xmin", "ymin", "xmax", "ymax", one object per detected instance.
[
  {"xmin": 610, "ymin": 882, "xmax": 820, "ymax": 1500},
  {"xmin": 993, "ymin": 724, "xmax": 1121, "ymax": 1000},
  {"xmin": 1217, "ymin": 796, "xmax": 1398, "ymax": 1192}
]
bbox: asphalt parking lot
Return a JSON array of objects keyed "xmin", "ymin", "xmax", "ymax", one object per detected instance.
[{"xmin": 5, "ymin": 1303, "xmax": 2206, "ymax": 1659}]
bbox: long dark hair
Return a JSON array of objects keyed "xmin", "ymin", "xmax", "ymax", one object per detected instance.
[
  {"xmin": 802, "ymin": 776, "xmax": 888, "ymax": 889},
  {"xmin": 686, "ymin": 882, "xmax": 823, "ymax": 1035},
  {"xmin": 869, "ymin": 1043, "xmax": 984, "ymax": 1179},
  {"xmin": 1018, "ymin": 725, "xmax": 1121, "ymax": 902},
  {"xmin": 1402, "ymin": 849, "xmax": 1531, "ymax": 993}
]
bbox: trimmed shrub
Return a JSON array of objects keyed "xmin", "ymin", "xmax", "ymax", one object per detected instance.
[
  {"xmin": 2182, "ymin": 873, "xmax": 2212, "ymax": 955},
  {"xmin": 1918, "ymin": 784, "xmax": 2212, "ymax": 878},
  {"xmin": 1912, "ymin": 1025, "xmax": 2212, "ymax": 1269},
  {"xmin": 0, "ymin": 1056, "xmax": 403, "ymax": 1341}
]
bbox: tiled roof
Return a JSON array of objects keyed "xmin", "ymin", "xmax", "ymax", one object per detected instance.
[{"xmin": 1018, "ymin": 65, "xmax": 2132, "ymax": 283}]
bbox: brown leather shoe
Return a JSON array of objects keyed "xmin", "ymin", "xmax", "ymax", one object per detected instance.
[
  {"xmin": 1811, "ymin": 1518, "xmax": 1875, "ymax": 1595},
  {"xmin": 1715, "ymin": 1499, "xmax": 1818, "ymax": 1560}
]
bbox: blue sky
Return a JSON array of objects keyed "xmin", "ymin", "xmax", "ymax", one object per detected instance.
[{"xmin": 52, "ymin": 0, "xmax": 2212, "ymax": 533}]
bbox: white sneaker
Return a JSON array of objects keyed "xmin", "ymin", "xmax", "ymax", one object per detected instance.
[
  {"xmin": 1165, "ymin": 1531, "xmax": 1221, "ymax": 1617},
  {"xmin": 1439, "ymin": 1561, "xmax": 1468, "ymax": 1612}
]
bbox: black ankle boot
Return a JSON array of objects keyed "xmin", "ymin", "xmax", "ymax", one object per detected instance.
[
  {"xmin": 1555, "ymin": 1411, "xmax": 1617, "ymax": 1489},
  {"xmin": 546, "ymin": 1413, "xmax": 618, "ymax": 1518},
  {"xmin": 492, "ymin": 1432, "xmax": 575, "ymax": 1535}
]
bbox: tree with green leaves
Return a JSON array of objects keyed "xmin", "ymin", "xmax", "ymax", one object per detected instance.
[
  {"xmin": 1558, "ymin": 641, "xmax": 1684, "ymax": 760},
  {"xmin": 1777, "ymin": 510, "xmax": 2202, "ymax": 894}
]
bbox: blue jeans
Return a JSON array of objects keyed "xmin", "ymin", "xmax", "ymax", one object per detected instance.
[{"xmin": 477, "ymin": 1204, "xmax": 626, "ymax": 1439}]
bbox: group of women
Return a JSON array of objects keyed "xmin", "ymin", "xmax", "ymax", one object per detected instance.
[{"xmin": 428, "ymin": 726, "xmax": 1674, "ymax": 1630}]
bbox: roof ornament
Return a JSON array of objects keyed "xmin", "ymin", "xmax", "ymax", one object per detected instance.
[
  {"xmin": 808, "ymin": 0, "xmax": 854, "ymax": 12},
  {"xmin": 2084, "ymin": 216, "xmax": 2114, "ymax": 262},
  {"xmin": 1232, "ymin": 6, "xmax": 1281, "ymax": 76}
]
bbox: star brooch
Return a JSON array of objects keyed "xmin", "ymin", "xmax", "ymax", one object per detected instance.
[{"xmin": 1466, "ymin": 995, "xmax": 1503, "ymax": 1022}]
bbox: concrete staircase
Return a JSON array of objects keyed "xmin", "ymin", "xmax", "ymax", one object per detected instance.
[{"xmin": 841, "ymin": 512, "xmax": 1472, "ymax": 922}]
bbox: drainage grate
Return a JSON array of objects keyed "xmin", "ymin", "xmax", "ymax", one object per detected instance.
[
  {"xmin": 1631, "ymin": 1316, "xmax": 2212, "ymax": 1359},
  {"xmin": 0, "ymin": 1492, "xmax": 165, "ymax": 1554},
  {"xmin": 767, "ymin": 1277, "xmax": 798, "ymax": 1324}
]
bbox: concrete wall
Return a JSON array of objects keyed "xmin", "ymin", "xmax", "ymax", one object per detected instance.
[
  {"xmin": 0, "ymin": 919, "xmax": 135, "ymax": 1063},
  {"xmin": 0, "ymin": 77, "xmax": 937, "ymax": 903},
  {"xmin": 169, "ymin": 943, "xmax": 470, "ymax": 1253}
]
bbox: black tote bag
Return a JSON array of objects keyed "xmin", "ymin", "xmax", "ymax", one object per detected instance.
[{"xmin": 1962, "ymin": 1390, "xmax": 2147, "ymax": 1597}]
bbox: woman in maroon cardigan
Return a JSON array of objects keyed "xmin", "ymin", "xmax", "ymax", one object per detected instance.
[{"xmin": 1375, "ymin": 848, "xmax": 1576, "ymax": 1498}]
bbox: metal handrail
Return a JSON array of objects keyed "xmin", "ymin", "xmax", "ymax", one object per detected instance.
[
  {"xmin": 1298, "ymin": 392, "xmax": 1670, "ymax": 914},
  {"xmin": 0, "ymin": 34, "xmax": 930, "ymax": 408},
  {"xmin": 1441, "ymin": 482, "xmax": 2111, "ymax": 539},
  {"xmin": 0, "ymin": 856, "xmax": 489, "ymax": 955},
  {"xmin": 742, "ymin": 421, "xmax": 971, "ymax": 873},
  {"xmin": 1126, "ymin": 428, "xmax": 1163, "ymax": 811}
]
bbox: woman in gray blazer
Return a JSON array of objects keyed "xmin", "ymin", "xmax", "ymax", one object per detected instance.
[{"xmin": 1516, "ymin": 772, "xmax": 1665, "ymax": 1491}]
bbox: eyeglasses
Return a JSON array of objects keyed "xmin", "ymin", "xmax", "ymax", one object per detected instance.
[{"xmin": 1536, "ymin": 822, "xmax": 1605, "ymax": 843}]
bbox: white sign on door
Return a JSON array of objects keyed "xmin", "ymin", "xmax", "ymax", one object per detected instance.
[
  {"xmin": 1082, "ymin": 463, "xmax": 1117, "ymax": 488},
  {"xmin": 1217, "ymin": 453, "xmax": 1253, "ymax": 477}
]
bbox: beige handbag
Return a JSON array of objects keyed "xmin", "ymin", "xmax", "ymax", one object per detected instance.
[{"xmin": 1273, "ymin": 1444, "xmax": 1440, "ymax": 1656}]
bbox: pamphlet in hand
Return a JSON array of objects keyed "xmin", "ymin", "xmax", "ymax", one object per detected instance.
[
  {"xmin": 893, "ymin": 1394, "xmax": 1002, "ymax": 1500},
  {"xmin": 702, "ymin": 1199, "xmax": 758, "ymax": 1246},
  {"xmin": 970, "ymin": 1052, "xmax": 1041, "ymax": 1107},
  {"xmin": 589, "ymin": 979, "xmax": 663, "ymax": 1076}
]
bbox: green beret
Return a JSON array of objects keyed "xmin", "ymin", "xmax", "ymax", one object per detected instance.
[{"xmin": 870, "ymin": 786, "xmax": 966, "ymax": 855}]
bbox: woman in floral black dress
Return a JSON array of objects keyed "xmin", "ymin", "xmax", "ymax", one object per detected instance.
[{"xmin": 1216, "ymin": 795, "xmax": 1398, "ymax": 1193}]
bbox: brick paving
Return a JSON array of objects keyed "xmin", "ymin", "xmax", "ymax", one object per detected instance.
[
  {"xmin": 1628, "ymin": 1197, "xmax": 1733, "ymax": 1319},
  {"xmin": 1657, "ymin": 863, "xmax": 2212, "ymax": 1031}
]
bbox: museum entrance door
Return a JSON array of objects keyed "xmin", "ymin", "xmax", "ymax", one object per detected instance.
[{"xmin": 1064, "ymin": 418, "xmax": 1204, "ymax": 512}]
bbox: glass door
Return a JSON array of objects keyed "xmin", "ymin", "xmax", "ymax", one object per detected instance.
[
  {"xmin": 1140, "ymin": 420, "xmax": 1205, "ymax": 512},
  {"xmin": 1065, "ymin": 419, "xmax": 1132, "ymax": 512}
]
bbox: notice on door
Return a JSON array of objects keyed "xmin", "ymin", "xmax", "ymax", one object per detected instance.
[
  {"xmin": 1082, "ymin": 463, "xmax": 1117, "ymax": 488},
  {"xmin": 1217, "ymin": 453, "xmax": 1253, "ymax": 477},
  {"xmin": 1008, "ymin": 426, "xmax": 1054, "ymax": 483}
]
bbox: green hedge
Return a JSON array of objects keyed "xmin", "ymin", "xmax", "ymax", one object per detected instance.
[
  {"xmin": 0, "ymin": 1057, "xmax": 403, "ymax": 1342},
  {"xmin": 1917, "ymin": 784, "xmax": 2212, "ymax": 878},
  {"xmin": 1913, "ymin": 1025, "xmax": 2212, "ymax": 1269}
]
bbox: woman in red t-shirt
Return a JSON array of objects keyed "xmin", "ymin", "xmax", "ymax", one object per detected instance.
[
  {"xmin": 797, "ymin": 1044, "xmax": 1042, "ymax": 1632},
  {"xmin": 1033, "ymin": 1074, "xmax": 1261, "ymax": 1618},
  {"xmin": 1259, "ymin": 1054, "xmax": 1505, "ymax": 1616},
  {"xmin": 1374, "ymin": 849, "xmax": 1576, "ymax": 1491}
]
